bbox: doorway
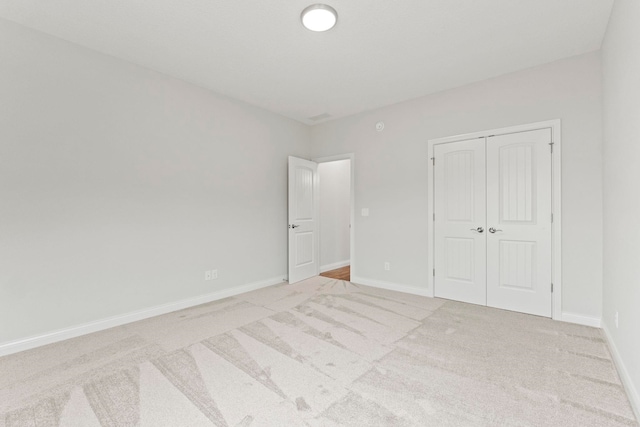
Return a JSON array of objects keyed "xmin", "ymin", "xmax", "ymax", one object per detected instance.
[
  {"xmin": 287, "ymin": 154, "xmax": 355, "ymax": 284},
  {"xmin": 317, "ymin": 158, "xmax": 351, "ymax": 281},
  {"xmin": 427, "ymin": 121, "xmax": 562, "ymax": 319}
]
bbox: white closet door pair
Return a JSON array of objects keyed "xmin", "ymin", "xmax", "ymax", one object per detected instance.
[{"xmin": 434, "ymin": 128, "xmax": 552, "ymax": 317}]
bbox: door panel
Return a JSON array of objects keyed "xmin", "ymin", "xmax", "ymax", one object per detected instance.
[
  {"xmin": 445, "ymin": 237, "xmax": 474, "ymax": 282},
  {"xmin": 486, "ymin": 129, "xmax": 552, "ymax": 317},
  {"xmin": 434, "ymin": 138, "xmax": 487, "ymax": 305},
  {"xmin": 288, "ymin": 156, "xmax": 319, "ymax": 283},
  {"xmin": 295, "ymin": 167, "xmax": 314, "ymax": 219},
  {"xmin": 295, "ymin": 232, "xmax": 314, "ymax": 265}
]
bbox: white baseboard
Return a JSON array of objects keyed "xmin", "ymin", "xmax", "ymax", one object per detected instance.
[
  {"xmin": 320, "ymin": 260, "xmax": 350, "ymax": 273},
  {"xmin": 560, "ymin": 312, "xmax": 602, "ymax": 328},
  {"xmin": 603, "ymin": 324, "xmax": 640, "ymax": 422},
  {"xmin": 0, "ymin": 275, "xmax": 286, "ymax": 358},
  {"xmin": 351, "ymin": 275, "xmax": 431, "ymax": 297}
]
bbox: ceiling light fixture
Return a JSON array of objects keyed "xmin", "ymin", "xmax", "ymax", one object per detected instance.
[{"xmin": 301, "ymin": 4, "xmax": 338, "ymax": 32}]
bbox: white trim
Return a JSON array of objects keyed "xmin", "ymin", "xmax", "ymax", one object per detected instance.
[
  {"xmin": 560, "ymin": 312, "xmax": 602, "ymax": 328},
  {"xmin": 320, "ymin": 260, "xmax": 350, "ymax": 273},
  {"xmin": 314, "ymin": 153, "xmax": 355, "ymax": 163},
  {"xmin": 427, "ymin": 119, "xmax": 562, "ymax": 319},
  {"xmin": 351, "ymin": 275, "xmax": 431, "ymax": 297},
  {"xmin": 549, "ymin": 121, "xmax": 562, "ymax": 320},
  {"xmin": 0, "ymin": 275, "xmax": 285, "ymax": 357},
  {"xmin": 603, "ymin": 324, "xmax": 640, "ymax": 422},
  {"xmin": 313, "ymin": 153, "xmax": 356, "ymax": 278}
]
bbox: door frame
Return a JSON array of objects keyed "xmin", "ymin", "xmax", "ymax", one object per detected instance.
[
  {"xmin": 427, "ymin": 120, "xmax": 562, "ymax": 320},
  {"xmin": 313, "ymin": 153, "xmax": 356, "ymax": 278}
]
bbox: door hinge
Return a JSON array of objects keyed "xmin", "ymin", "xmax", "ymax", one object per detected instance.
[
  {"xmin": 433, "ymin": 213, "xmax": 435, "ymax": 221},
  {"xmin": 551, "ymin": 283, "xmax": 554, "ymax": 293},
  {"xmin": 551, "ymin": 213, "xmax": 554, "ymax": 223},
  {"xmin": 431, "ymin": 157, "xmax": 435, "ymax": 166},
  {"xmin": 549, "ymin": 142, "xmax": 554, "ymax": 153},
  {"xmin": 433, "ymin": 269, "xmax": 435, "ymax": 277}
]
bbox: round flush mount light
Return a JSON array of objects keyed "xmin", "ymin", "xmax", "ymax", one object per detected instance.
[{"xmin": 301, "ymin": 4, "xmax": 338, "ymax": 32}]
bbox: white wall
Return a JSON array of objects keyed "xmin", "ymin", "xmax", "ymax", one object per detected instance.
[
  {"xmin": 310, "ymin": 52, "xmax": 603, "ymax": 321},
  {"xmin": 602, "ymin": 0, "xmax": 640, "ymax": 415},
  {"xmin": 0, "ymin": 19, "xmax": 310, "ymax": 345},
  {"xmin": 318, "ymin": 160, "xmax": 350, "ymax": 270}
]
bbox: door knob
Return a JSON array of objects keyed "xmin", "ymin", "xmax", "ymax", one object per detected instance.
[
  {"xmin": 290, "ymin": 224, "xmax": 300, "ymax": 229},
  {"xmin": 489, "ymin": 227, "xmax": 502, "ymax": 233},
  {"xmin": 470, "ymin": 227, "xmax": 484, "ymax": 233}
]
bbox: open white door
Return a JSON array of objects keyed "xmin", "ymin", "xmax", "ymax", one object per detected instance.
[{"xmin": 288, "ymin": 156, "xmax": 319, "ymax": 284}]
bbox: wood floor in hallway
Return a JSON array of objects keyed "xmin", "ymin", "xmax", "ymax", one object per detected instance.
[{"xmin": 320, "ymin": 265, "xmax": 350, "ymax": 281}]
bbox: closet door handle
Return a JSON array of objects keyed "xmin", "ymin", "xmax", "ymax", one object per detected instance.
[
  {"xmin": 470, "ymin": 227, "xmax": 484, "ymax": 233},
  {"xmin": 489, "ymin": 227, "xmax": 502, "ymax": 233}
]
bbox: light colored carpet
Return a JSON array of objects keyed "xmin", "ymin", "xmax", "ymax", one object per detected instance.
[{"xmin": 0, "ymin": 276, "xmax": 637, "ymax": 426}]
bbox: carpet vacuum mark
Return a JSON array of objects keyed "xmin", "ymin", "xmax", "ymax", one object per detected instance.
[{"xmin": 1, "ymin": 277, "xmax": 637, "ymax": 426}]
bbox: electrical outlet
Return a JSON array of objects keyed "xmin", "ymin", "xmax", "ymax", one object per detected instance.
[
  {"xmin": 384, "ymin": 262, "xmax": 390, "ymax": 271},
  {"xmin": 615, "ymin": 311, "xmax": 619, "ymax": 328},
  {"xmin": 212, "ymin": 269, "xmax": 218, "ymax": 280},
  {"xmin": 205, "ymin": 270, "xmax": 212, "ymax": 280}
]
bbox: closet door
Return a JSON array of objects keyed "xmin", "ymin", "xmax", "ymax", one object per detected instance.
[
  {"xmin": 486, "ymin": 129, "xmax": 553, "ymax": 317},
  {"xmin": 434, "ymin": 138, "xmax": 487, "ymax": 305}
]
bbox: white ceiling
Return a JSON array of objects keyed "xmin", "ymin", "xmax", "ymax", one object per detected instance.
[{"xmin": 0, "ymin": 0, "xmax": 614, "ymax": 124}]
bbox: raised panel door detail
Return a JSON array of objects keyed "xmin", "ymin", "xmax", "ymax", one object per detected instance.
[
  {"xmin": 288, "ymin": 156, "xmax": 319, "ymax": 284},
  {"xmin": 434, "ymin": 138, "xmax": 486, "ymax": 306},
  {"xmin": 295, "ymin": 167, "xmax": 314, "ymax": 220},
  {"xmin": 499, "ymin": 240, "xmax": 536, "ymax": 290},
  {"xmin": 445, "ymin": 150, "xmax": 474, "ymax": 222},
  {"xmin": 295, "ymin": 232, "xmax": 314, "ymax": 266},
  {"xmin": 499, "ymin": 144, "xmax": 535, "ymax": 224},
  {"xmin": 445, "ymin": 238, "xmax": 474, "ymax": 282},
  {"xmin": 486, "ymin": 128, "xmax": 552, "ymax": 317}
]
